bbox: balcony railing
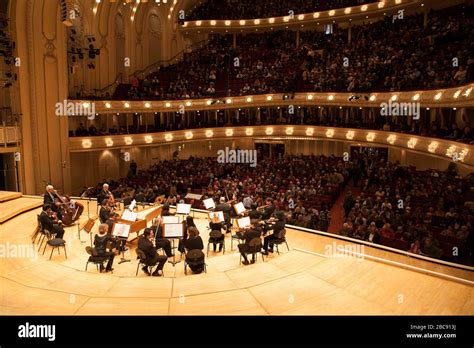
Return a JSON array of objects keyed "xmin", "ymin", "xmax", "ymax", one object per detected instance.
[
  {"xmin": 71, "ymin": 84, "xmax": 474, "ymax": 114},
  {"xmin": 69, "ymin": 125, "xmax": 474, "ymax": 167},
  {"xmin": 179, "ymin": 0, "xmax": 420, "ymax": 32},
  {"xmin": 0, "ymin": 126, "xmax": 20, "ymax": 147}
]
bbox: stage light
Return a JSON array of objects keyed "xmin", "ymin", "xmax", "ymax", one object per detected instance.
[
  {"xmin": 412, "ymin": 94, "xmax": 420, "ymax": 101},
  {"xmin": 246, "ymin": 97, "xmax": 253, "ymax": 102},
  {"xmin": 268, "ymin": 18, "xmax": 275, "ymax": 24},
  {"xmin": 254, "ymin": 19, "xmax": 260, "ymax": 25},
  {"xmin": 226, "ymin": 98, "xmax": 232, "ymax": 104},
  {"xmin": 210, "ymin": 20, "xmax": 216, "ymax": 26},
  {"xmin": 329, "ymin": 10, "xmax": 335, "ymax": 16},
  {"xmin": 366, "ymin": 132, "xmax": 375, "ymax": 142},
  {"xmin": 196, "ymin": 21, "xmax": 202, "ymax": 26},
  {"xmin": 369, "ymin": 95, "xmax": 376, "ymax": 101},
  {"xmin": 165, "ymin": 102, "xmax": 171, "ymax": 107},
  {"xmin": 225, "ymin": 129, "xmax": 233, "ymax": 136},
  {"xmin": 434, "ymin": 92, "xmax": 442, "ymax": 100},
  {"xmin": 326, "ymin": 129, "xmax": 334, "ymax": 138},
  {"xmin": 144, "ymin": 136, "xmax": 153, "ymax": 144},
  {"xmin": 165, "ymin": 133, "xmax": 173, "ymax": 141},
  {"xmin": 306, "ymin": 128, "xmax": 314, "ymax": 136},
  {"xmin": 266, "ymin": 95, "xmax": 273, "ymax": 101},
  {"xmin": 463, "ymin": 87, "xmax": 472, "ymax": 97},
  {"xmin": 298, "ymin": 14, "xmax": 305, "ymax": 20},
  {"xmin": 346, "ymin": 131, "xmax": 355, "ymax": 140},
  {"xmin": 105, "ymin": 102, "xmax": 111, "ymax": 108},
  {"xmin": 105, "ymin": 138, "xmax": 113, "ymax": 147},
  {"xmin": 225, "ymin": 20, "xmax": 231, "ymax": 26},
  {"xmin": 145, "ymin": 102, "xmax": 151, "ymax": 108},
  {"xmin": 344, "ymin": 8, "xmax": 351, "ymax": 14},
  {"xmin": 378, "ymin": 2, "xmax": 385, "ymax": 8},
  {"xmin": 265, "ymin": 127, "xmax": 273, "ymax": 135},
  {"xmin": 206, "ymin": 100, "xmax": 212, "ymax": 105},
  {"xmin": 185, "ymin": 132, "xmax": 193, "ymax": 140},
  {"xmin": 307, "ymin": 94, "xmax": 313, "ymax": 100},
  {"xmin": 124, "ymin": 102, "xmax": 130, "ymax": 108},
  {"xmin": 83, "ymin": 102, "xmax": 90, "ymax": 109},
  {"xmin": 286, "ymin": 127, "xmax": 294, "ymax": 135},
  {"xmin": 328, "ymin": 95, "xmax": 334, "ymax": 101},
  {"xmin": 313, "ymin": 12, "xmax": 320, "ymax": 18},
  {"xmin": 205, "ymin": 130, "xmax": 214, "ymax": 137},
  {"xmin": 391, "ymin": 95, "xmax": 397, "ymax": 101},
  {"xmin": 240, "ymin": 20, "xmax": 245, "ymax": 25},
  {"xmin": 245, "ymin": 128, "xmax": 254, "ymax": 136},
  {"xmin": 124, "ymin": 137, "xmax": 133, "ymax": 145},
  {"xmin": 361, "ymin": 5, "xmax": 368, "ymax": 11},
  {"xmin": 185, "ymin": 101, "xmax": 192, "ymax": 106},
  {"xmin": 453, "ymin": 90, "xmax": 461, "ymax": 98}
]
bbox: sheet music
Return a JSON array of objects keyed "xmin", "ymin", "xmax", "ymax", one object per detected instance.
[
  {"xmin": 121, "ymin": 210, "xmax": 138, "ymax": 222},
  {"xmin": 234, "ymin": 202, "xmax": 246, "ymax": 215},
  {"xmin": 163, "ymin": 223, "xmax": 183, "ymax": 238},
  {"xmin": 209, "ymin": 211, "xmax": 224, "ymax": 222},
  {"xmin": 112, "ymin": 223, "xmax": 131, "ymax": 238},
  {"xmin": 237, "ymin": 216, "xmax": 251, "ymax": 229},
  {"xmin": 128, "ymin": 199, "xmax": 136, "ymax": 211},
  {"xmin": 176, "ymin": 203, "xmax": 191, "ymax": 215},
  {"xmin": 185, "ymin": 193, "xmax": 203, "ymax": 200},
  {"xmin": 203, "ymin": 198, "xmax": 216, "ymax": 210},
  {"xmin": 163, "ymin": 216, "xmax": 179, "ymax": 224}
]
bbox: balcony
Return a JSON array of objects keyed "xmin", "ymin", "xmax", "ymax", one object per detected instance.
[{"xmin": 69, "ymin": 125, "xmax": 474, "ymax": 168}]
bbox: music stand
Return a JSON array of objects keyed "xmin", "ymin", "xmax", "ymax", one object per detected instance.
[
  {"xmin": 163, "ymin": 223, "xmax": 184, "ymax": 267},
  {"xmin": 112, "ymin": 222, "xmax": 132, "ymax": 264},
  {"xmin": 79, "ymin": 188, "xmax": 94, "ymax": 219},
  {"xmin": 176, "ymin": 203, "xmax": 191, "ymax": 222},
  {"xmin": 78, "ymin": 218, "xmax": 96, "ymax": 246},
  {"xmin": 203, "ymin": 198, "xmax": 216, "ymax": 210},
  {"xmin": 185, "ymin": 193, "xmax": 203, "ymax": 218}
]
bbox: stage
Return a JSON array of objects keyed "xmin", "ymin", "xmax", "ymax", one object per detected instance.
[{"xmin": 0, "ymin": 198, "xmax": 472, "ymax": 315}]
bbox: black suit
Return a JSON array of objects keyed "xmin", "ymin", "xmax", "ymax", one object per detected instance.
[
  {"xmin": 94, "ymin": 234, "xmax": 115, "ymax": 270},
  {"xmin": 151, "ymin": 225, "xmax": 173, "ymax": 257},
  {"xmin": 184, "ymin": 236, "xmax": 204, "ymax": 251},
  {"xmin": 97, "ymin": 189, "xmax": 111, "ymax": 206},
  {"xmin": 215, "ymin": 203, "xmax": 232, "ymax": 229},
  {"xmin": 39, "ymin": 211, "xmax": 65, "ymax": 239},
  {"xmin": 43, "ymin": 192, "xmax": 62, "ymax": 219},
  {"xmin": 238, "ymin": 228, "xmax": 261, "ymax": 262},
  {"xmin": 263, "ymin": 220, "xmax": 285, "ymax": 251},
  {"xmin": 137, "ymin": 236, "xmax": 167, "ymax": 270},
  {"xmin": 99, "ymin": 206, "xmax": 110, "ymax": 224},
  {"xmin": 261, "ymin": 204, "xmax": 276, "ymax": 220},
  {"xmin": 249, "ymin": 209, "xmax": 262, "ymax": 220}
]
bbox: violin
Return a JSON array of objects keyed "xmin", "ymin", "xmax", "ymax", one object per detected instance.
[{"xmin": 257, "ymin": 204, "xmax": 270, "ymax": 210}]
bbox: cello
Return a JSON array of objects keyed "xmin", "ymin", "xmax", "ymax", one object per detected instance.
[{"xmin": 53, "ymin": 190, "xmax": 84, "ymax": 226}]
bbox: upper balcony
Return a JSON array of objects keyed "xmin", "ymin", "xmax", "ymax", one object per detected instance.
[{"xmin": 179, "ymin": 0, "xmax": 421, "ymax": 33}]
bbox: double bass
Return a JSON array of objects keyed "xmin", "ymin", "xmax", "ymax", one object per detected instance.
[{"xmin": 54, "ymin": 190, "xmax": 84, "ymax": 226}]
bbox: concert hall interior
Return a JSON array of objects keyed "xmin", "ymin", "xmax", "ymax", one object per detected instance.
[{"xmin": 0, "ymin": 0, "xmax": 473, "ymax": 317}]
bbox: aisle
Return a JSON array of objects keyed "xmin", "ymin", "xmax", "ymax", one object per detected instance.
[{"xmin": 327, "ymin": 181, "xmax": 361, "ymax": 234}]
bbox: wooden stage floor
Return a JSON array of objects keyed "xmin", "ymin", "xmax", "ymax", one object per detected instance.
[
  {"xmin": 0, "ymin": 200, "xmax": 472, "ymax": 315},
  {"xmin": 0, "ymin": 195, "xmax": 43, "ymax": 224}
]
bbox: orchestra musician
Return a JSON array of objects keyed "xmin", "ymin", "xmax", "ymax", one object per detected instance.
[
  {"xmin": 94, "ymin": 224, "xmax": 115, "ymax": 272},
  {"xmin": 137, "ymin": 229, "xmax": 167, "ymax": 276},
  {"xmin": 39, "ymin": 204, "xmax": 65, "ymax": 239},
  {"xmin": 178, "ymin": 216, "xmax": 196, "ymax": 253},
  {"xmin": 262, "ymin": 211, "xmax": 286, "ymax": 255},
  {"xmin": 150, "ymin": 217, "xmax": 174, "ymax": 257},
  {"xmin": 99, "ymin": 199, "xmax": 111, "ymax": 224},
  {"xmin": 97, "ymin": 183, "xmax": 112, "ymax": 206},
  {"xmin": 43, "ymin": 185, "xmax": 62, "ymax": 220},
  {"xmin": 215, "ymin": 197, "xmax": 232, "ymax": 231},
  {"xmin": 208, "ymin": 214, "xmax": 224, "ymax": 252},
  {"xmin": 248, "ymin": 203, "xmax": 262, "ymax": 220},
  {"xmin": 237, "ymin": 220, "xmax": 262, "ymax": 265},
  {"xmin": 260, "ymin": 198, "xmax": 276, "ymax": 220}
]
